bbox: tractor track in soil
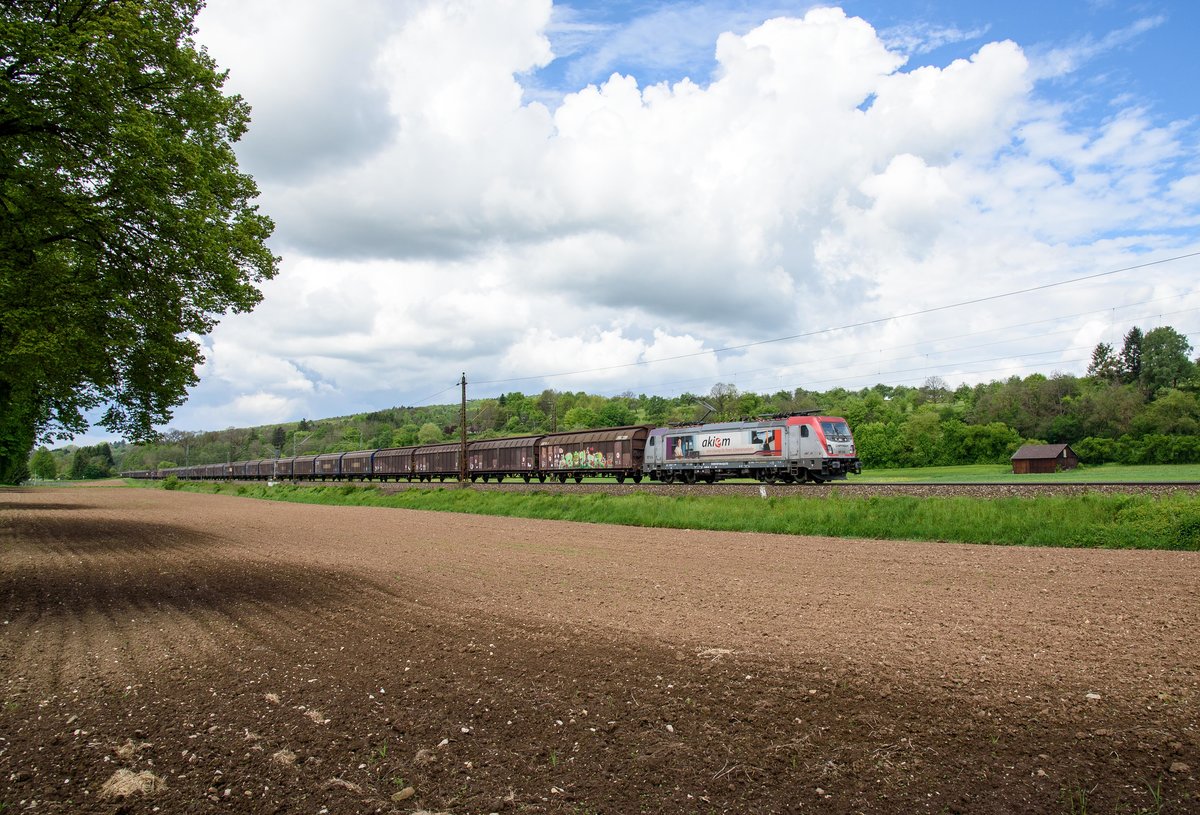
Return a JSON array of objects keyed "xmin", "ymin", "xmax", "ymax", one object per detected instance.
[{"xmin": 0, "ymin": 485, "xmax": 1197, "ymax": 814}]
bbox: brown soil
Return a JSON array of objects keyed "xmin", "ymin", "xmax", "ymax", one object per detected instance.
[{"xmin": 1, "ymin": 485, "xmax": 1197, "ymax": 814}]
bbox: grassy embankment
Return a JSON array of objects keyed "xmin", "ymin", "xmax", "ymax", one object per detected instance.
[
  {"xmin": 860, "ymin": 462, "xmax": 1200, "ymax": 483},
  {"xmin": 147, "ymin": 477, "xmax": 1200, "ymax": 551}
]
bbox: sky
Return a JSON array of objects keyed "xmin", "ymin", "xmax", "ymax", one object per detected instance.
[{"xmin": 99, "ymin": 1, "xmax": 1200, "ymax": 437}]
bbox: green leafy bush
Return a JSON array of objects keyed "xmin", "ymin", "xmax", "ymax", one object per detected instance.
[{"xmin": 1114, "ymin": 498, "xmax": 1200, "ymax": 550}]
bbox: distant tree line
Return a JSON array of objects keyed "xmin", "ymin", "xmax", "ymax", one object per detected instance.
[
  {"xmin": 30, "ymin": 442, "xmax": 118, "ymax": 480},
  {"xmin": 36, "ymin": 324, "xmax": 1198, "ymax": 477}
]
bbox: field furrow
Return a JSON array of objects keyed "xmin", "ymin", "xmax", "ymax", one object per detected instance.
[{"xmin": 1, "ymin": 486, "xmax": 1196, "ymax": 814}]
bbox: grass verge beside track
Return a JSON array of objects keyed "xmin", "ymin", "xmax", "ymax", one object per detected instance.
[
  {"xmin": 860, "ymin": 462, "xmax": 1200, "ymax": 482},
  {"xmin": 149, "ymin": 479, "xmax": 1200, "ymax": 550}
]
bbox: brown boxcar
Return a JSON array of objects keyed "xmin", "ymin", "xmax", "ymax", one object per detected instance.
[
  {"xmin": 468, "ymin": 436, "xmax": 541, "ymax": 482},
  {"xmin": 241, "ymin": 460, "xmax": 257, "ymax": 479},
  {"xmin": 412, "ymin": 443, "xmax": 461, "ymax": 481},
  {"xmin": 372, "ymin": 447, "xmax": 415, "ymax": 480},
  {"xmin": 342, "ymin": 450, "xmax": 373, "ymax": 478},
  {"xmin": 314, "ymin": 452, "xmax": 344, "ymax": 479},
  {"xmin": 538, "ymin": 426, "xmax": 650, "ymax": 483},
  {"xmin": 292, "ymin": 454, "xmax": 318, "ymax": 478},
  {"xmin": 274, "ymin": 457, "xmax": 295, "ymax": 479},
  {"xmin": 254, "ymin": 459, "xmax": 276, "ymax": 479}
]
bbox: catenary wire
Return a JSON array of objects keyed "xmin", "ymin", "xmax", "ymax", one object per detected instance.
[{"xmin": 469, "ymin": 251, "xmax": 1200, "ymax": 388}]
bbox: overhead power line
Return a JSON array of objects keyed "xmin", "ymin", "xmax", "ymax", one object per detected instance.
[{"xmin": 471, "ymin": 251, "xmax": 1200, "ymax": 388}]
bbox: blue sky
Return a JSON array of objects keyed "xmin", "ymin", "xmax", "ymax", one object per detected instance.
[
  {"xmin": 535, "ymin": 1, "xmax": 1196, "ymax": 122},
  {"xmin": 68, "ymin": 1, "xmax": 1200, "ymax": 444}
]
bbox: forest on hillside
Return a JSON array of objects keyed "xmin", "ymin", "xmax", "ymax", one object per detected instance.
[{"xmin": 32, "ymin": 325, "xmax": 1199, "ymax": 478}]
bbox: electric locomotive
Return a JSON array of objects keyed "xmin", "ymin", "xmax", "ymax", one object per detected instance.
[{"xmin": 644, "ymin": 413, "xmax": 859, "ymax": 484}]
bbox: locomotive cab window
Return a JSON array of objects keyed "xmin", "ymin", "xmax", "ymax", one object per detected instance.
[
  {"xmin": 649, "ymin": 437, "xmax": 656, "ymax": 447},
  {"xmin": 800, "ymin": 426, "xmax": 809, "ymax": 437}
]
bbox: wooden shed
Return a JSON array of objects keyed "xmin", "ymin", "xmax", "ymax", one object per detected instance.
[{"xmin": 1011, "ymin": 443, "xmax": 1079, "ymax": 474}]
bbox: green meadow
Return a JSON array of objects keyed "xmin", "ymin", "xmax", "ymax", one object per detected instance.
[
  {"xmin": 147, "ymin": 476, "xmax": 1200, "ymax": 551},
  {"xmin": 858, "ymin": 462, "xmax": 1200, "ymax": 483}
]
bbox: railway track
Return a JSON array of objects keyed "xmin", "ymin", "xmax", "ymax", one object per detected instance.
[{"xmin": 359, "ymin": 479, "xmax": 1200, "ymax": 498}]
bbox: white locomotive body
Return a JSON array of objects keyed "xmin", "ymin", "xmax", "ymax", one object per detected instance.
[{"xmin": 644, "ymin": 414, "xmax": 860, "ymax": 484}]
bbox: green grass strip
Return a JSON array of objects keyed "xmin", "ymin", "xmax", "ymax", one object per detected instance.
[
  {"xmin": 145, "ymin": 479, "xmax": 1200, "ymax": 551},
  {"xmin": 859, "ymin": 462, "xmax": 1200, "ymax": 483}
]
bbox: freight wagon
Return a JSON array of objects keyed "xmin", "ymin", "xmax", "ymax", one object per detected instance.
[{"xmin": 127, "ymin": 414, "xmax": 860, "ymax": 486}]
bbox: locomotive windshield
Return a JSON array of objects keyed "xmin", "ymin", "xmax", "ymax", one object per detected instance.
[{"xmin": 820, "ymin": 420, "xmax": 852, "ymax": 441}]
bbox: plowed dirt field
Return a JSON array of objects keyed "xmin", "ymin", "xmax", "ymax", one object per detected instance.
[{"xmin": 1, "ymin": 485, "xmax": 1197, "ymax": 814}]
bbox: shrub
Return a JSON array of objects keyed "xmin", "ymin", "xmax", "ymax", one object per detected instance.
[
  {"xmin": 1074, "ymin": 436, "xmax": 1120, "ymax": 464},
  {"xmin": 162, "ymin": 475, "xmax": 181, "ymax": 491},
  {"xmin": 1114, "ymin": 497, "xmax": 1200, "ymax": 550}
]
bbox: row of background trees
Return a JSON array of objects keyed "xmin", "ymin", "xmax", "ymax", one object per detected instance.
[{"xmin": 31, "ymin": 325, "xmax": 1198, "ymax": 479}]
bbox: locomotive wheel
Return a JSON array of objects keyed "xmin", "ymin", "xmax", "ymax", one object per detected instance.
[
  {"xmin": 683, "ymin": 470, "xmax": 697, "ymax": 484},
  {"xmin": 702, "ymin": 472, "xmax": 716, "ymax": 484},
  {"xmin": 661, "ymin": 473, "xmax": 674, "ymax": 484},
  {"xmin": 809, "ymin": 474, "xmax": 829, "ymax": 484}
]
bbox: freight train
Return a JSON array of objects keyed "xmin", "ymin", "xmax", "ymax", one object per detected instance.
[{"xmin": 125, "ymin": 413, "xmax": 861, "ymax": 485}]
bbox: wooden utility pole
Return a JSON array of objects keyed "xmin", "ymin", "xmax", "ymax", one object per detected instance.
[{"xmin": 459, "ymin": 372, "xmax": 468, "ymax": 484}]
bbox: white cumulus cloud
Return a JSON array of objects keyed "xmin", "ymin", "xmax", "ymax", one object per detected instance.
[{"xmin": 172, "ymin": 1, "xmax": 1200, "ymax": 431}]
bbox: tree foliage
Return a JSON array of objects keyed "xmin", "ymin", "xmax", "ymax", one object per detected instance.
[
  {"xmin": 0, "ymin": 0, "xmax": 278, "ymax": 482},
  {"xmin": 28, "ymin": 445, "xmax": 55, "ymax": 479},
  {"xmin": 68, "ymin": 441, "xmax": 113, "ymax": 479},
  {"xmin": 1139, "ymin": 326, "xmax": 1193, "ymax": 391},
  {"xmin": 1120, "ymin": 327, "xmax": 1143, "ymax": 384},
  {"xmin": 416, "ymin": 422, "xmax": 443, "ymax": 444},
  {"xmin": 1086, "ymin": 342, "xmax": 1122, "ymax": 381}
]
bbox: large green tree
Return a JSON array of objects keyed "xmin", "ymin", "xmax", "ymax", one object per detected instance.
[
  {"xmin": 68, "ymin": 441, "xmax": 113, "ymax": 479},
  {"xmin": 0, "ymin": 0, "xmax": 277, "ymax": 483},
  {"xmin": 1086, "ymin": 341, "xmax": 1122, "ymax": 381},
  {"xmin": 416, "ymin": 422, "xmax": 443, "ymax": 444},
  {"xmin": 28, "ymin": 444, "xmax": 55, "ymax": 479},
  {"xmin": 1120, "ymin": 327, "xmax": 1143, "ymax": 384},
  {"xmin": 1139, "ymin": 326, "xmax": 1194, "ymax": 392}
]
